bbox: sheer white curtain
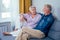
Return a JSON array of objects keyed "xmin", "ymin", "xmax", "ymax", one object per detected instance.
[{"xmin": 0, "ymin": 0, "xmax": 21, "ymax": 33}]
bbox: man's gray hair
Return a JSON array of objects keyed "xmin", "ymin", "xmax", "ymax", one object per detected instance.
[
  {"xmin": 45, "ymin": 4, "xmax": 52, "ymax": 11},
  {"xmin": 29, "ymin": 6, "xmax": 36, "ymax": 11}
]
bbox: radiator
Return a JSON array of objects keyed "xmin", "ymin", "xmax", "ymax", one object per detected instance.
[{"xmin": 0, "ymin": 22, "xmax": 12, "ymax": 33}]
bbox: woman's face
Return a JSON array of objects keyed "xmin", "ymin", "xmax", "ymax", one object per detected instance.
[{"xmin": 30, "ymin": 7, "xmax": 36, "ymax": 15}]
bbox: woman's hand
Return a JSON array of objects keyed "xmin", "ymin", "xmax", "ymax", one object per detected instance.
[{"xmin": 20, "ymin": 14, "xmax": 25, "ymax": 22}]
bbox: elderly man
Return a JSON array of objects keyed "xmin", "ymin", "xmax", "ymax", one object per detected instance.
[{"xmin": 16, "ymin": 4, "xmax": 54, "ymax": 40}]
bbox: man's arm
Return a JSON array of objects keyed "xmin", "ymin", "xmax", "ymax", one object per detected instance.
[{"xmin": 37, "ymin": 17, "xmax": 54, "ymax": 30}]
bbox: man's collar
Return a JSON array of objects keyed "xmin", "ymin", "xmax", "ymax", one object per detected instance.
[{"xmin": 44, "ymin": 13, "xmax": 52, "ymax": 16}]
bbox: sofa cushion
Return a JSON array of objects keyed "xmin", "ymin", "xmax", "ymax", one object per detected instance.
[
  {"xmin": 50, "ymin": 20, "xmax": 60, "ymax": 31},
  {"xmin": 2, "ymin": 36, "xmax": 15, "ymax": 40},
  {"xmin": 0, "ymin": 32, "xmax": 15, "ymax": 40},
  {"xmin": 42, "ymin": 37, "xmax": 54, "ymax": 40},
  {"xmin": 30, "ymin": 37, "xmax": 53, "ymax": 40},
  {"xmin": 48, "ymin": 31, "xmax": 60, "ymax": 40},
  {"xmin": 48, "ymin": 20, "xmax": 60, "ymax": 40}
]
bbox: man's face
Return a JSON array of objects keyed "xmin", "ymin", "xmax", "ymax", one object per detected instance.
[
  {"xmin": 30, "ymin": 7, "xmax": 36, "ymax": 15},
  {"xmin": 43, "ymin": 6, "xmax": 50, "ymax": 15}
]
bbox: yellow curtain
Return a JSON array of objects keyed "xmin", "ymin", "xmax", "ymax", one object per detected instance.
[{"xmin": 19, "ymin": 0, "xmax": 32, "ymax": 14}]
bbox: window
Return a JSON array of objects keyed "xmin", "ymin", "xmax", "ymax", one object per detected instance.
[
  {"xmin": 1, "ymin": 12, "xmax": 11, "ymax": 18},
  {"xmin": 1, "ymin": 0, "xmax": 11, "ymax": 19},
  {"xmin": 2, "ymin": 0, "xmax": 10, "ymax": 8}
]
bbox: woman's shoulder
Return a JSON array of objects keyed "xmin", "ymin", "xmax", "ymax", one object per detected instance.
[{"xmin": 36, "ymin": 13, "xmax": 42, "ymax": 19}]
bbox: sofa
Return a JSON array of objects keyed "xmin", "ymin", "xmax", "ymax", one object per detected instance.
[
  {"xmin": 0, "ymin": 22, "xmax": 15, "ymax": 40},
  {"xmin": 0, "ymin": 19, "xmax": 60, "ymax": 40}
]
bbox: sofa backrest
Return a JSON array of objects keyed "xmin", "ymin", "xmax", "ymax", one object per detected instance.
[{"xmin": 48, "ymin": 19, "xmax": 60, "ymax": 40}]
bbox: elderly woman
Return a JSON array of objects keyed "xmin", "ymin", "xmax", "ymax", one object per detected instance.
[
  {"xmin": 3, "ymin": 6, "xmax": 41, "ymax": 36},
  {"xmin": 15, "ymin": 6, "xmax": 43, "ymax": 40}
]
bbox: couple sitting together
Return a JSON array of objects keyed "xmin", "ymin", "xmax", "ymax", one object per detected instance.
[{"xmin": 3, "ymin": 4, "xmax": 54, "ymax": 40}]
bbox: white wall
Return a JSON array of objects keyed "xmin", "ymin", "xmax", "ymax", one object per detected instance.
[{"xmin": 32, "ymin": 0, "xmax": 60, "ymax": 20}]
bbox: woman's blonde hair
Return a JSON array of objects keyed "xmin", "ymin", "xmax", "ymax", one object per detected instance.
[{"xmin": 29, "ymin": 6, "xmax": 36, "ymax": 11}]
